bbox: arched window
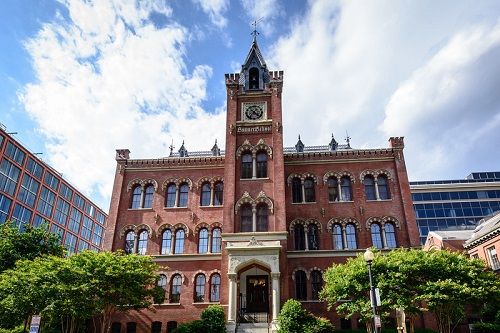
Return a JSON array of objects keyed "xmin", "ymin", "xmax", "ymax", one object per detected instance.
[
  {"xmin": 126, "ymin": 322, "xmax": 136, "ymax": 333},
  {"xmin": 345, "ymin": 224, "xmax": 357, "ymax": 249},
  {"xmin": 385, "ymin": 223, "xmax": 397, "ymax": 248},
  {"xmin": 111, "ymin": 323, "xmax": 121, "ymax": 333},
  {"xmin": 294, "ymin": 224, "xmax": 305, "ymax": 250},
  {"xmin": 170, "ymin": 274, "xmax": 182, "ymax": 303},
  {"xmin": 151, "ymin": 322, "xmax": 162, "ymax": 333},
  {"xmin": 304, "ymin": 178, "xmax": 315, "ymax": 202},
  {"xmin": 256, "ymin": 152, "xmax": 267, "ymax": 178},
  {"xmin": 240, "ymin": 204, "xmax": 253, "ymax": 232},
  {"xmin": 295, "ymin": 270, "xmax": 307, "ymax": 300},
  {"xmin": 292, "ymin": 177, "xmax": 302, "ymax": 203},
  {"xmin": 256, "ymin": 204, "xmax": 268, "ymax": 232},
  {"xmin": 340, "ymin": 177, "xmax": 352, "ymax": 201},
  {"xmin": 157, "ymin": 274, "xmax": 167, "ymax": 303},
  {"xmin": 308, "ymin": 224, "xmax": 319, "ymax": 250},
  {"xmin": 137, "ymin": 230, "xmax": 148, "ymax": 255},
  {"xmin": 125, "ymin": 231, "xmax": 135, "ymax": 254},
  {"xmin": 364, "ymin": 176, "xmax": 376, "ymax": 200},
  {"xmin": 371, "ymin": 224, "xmax": 383, "ymax": 249},
  {"xmin": 249, "ymin": 67, "xmax": 259, "ymax": 89},
  {"xmin": 332, "ymin": 224, "xmax": 343, "ymax": 250},
  {"xmin": 167, "ymin": 322, "xmax": 177, "ymax": 332},
  {"xmin": 131, "ymin": 186, "xmax": 142, "ymax": 209},
  {"xmin": 174, "ymin": 229, "xmax": 185, "ymax": 254},
  {"xmin": 211, "ymin": 228, "xmax": 222, "ymax": 253},
  {"xmin": 210, "ymin": 273, "xmax": 221, "ymax": 302},
  {"xmin": 161, "ymin": 229, "xmax": 172, "ymax": 255},
  {"xmin": 311, "ymin": 270, "xmax": 322, "ymax": 300},
  {"xmin": 143, "ymin": 184, "xmax": 154, "ymax": 208},
  {"xmin": 165, "ymin": 184, "xmax": 176, "ymax": 208},
  {"xmin": 194, "ymin": 274, "xmax": 206, "ymax": 302},
  {"xmin": 214, "ymin": 182, "xmax": 223, "ymax": 205},
  {"xmin": 378, "ymin": 175, "xmax": 390, "ymax": 200},
  {"xmin": 200, "ymin": 183, "xmax": 211, "ymax": 206},
  {"xmin": 241, "ymin": 153, "xmax": 253, "ymax": 179},
  {"xmin": 327, "ymin": 177, "xmax": 338, "ymax": 202},
  {"xmin": 178, "ymin": 183, "xmax": 189, "ymax": 207},
  {"xmin": 198, "ymin": 228, "xmax": 209, "ymax": 254}
]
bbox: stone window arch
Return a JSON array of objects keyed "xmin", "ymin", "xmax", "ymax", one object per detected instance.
[
  {"xmin": 288, "ymin": 173, "xmax": 318, "ymax": 204},
  {"xmin": 234, "ymin": 191, "xmax": 273, "ymax": 232},
  {"xmin": 327, "ymin": 218, "xmax": 359, "ymax": 250},
  {"xmin": 361, "ymin": 170, "xmax": 392, "ymax": 201}
]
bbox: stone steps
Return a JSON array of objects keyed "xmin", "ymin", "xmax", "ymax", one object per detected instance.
[{"xmin": 237, "ymin": 323, "xmax": 270, "ymax": 333}]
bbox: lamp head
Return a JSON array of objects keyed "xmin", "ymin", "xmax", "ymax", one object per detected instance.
[{"xmin": 364, "ymin": 248, "xmax": 374, "ymax": 263}]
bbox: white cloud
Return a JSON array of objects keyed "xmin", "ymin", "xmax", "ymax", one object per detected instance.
[
  {"xmin": 19, "ymin": 0, "xmax": 225, "ymax": 210},
  {"xmin": 267, "ymin": 0, "xmax": 500, "ymax": 179},
  {"xmin": 240, "ymin": 0, "xmax": 284, "ymax": 36},
  {"xmin": 192, "ymin": 0, "xmax": 229, "ymax": 29}
]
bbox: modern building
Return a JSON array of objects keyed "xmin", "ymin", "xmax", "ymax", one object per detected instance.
[
  {"xmin": 410, "ymin": 172, "xmax": 500, "ymax": 244},
  {"xmin": 105, "ymin": 38, "xmax": 420, "ymax": 333},
  {"xmin": 464, "ymin": 211, "xmax": 500, "ymax": 273},
  {"xmin": 0, "ymin": 125, "xmax": 107, "ymax": 253}
]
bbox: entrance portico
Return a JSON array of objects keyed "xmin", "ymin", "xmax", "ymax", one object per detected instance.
[{"xmin": 223, "ymin": 233, "xmax": 287, "ymax": 332}]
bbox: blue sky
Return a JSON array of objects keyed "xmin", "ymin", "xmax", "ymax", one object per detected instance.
[{"xmin": 1, "ymin": 0, "xmax": 500, "ymax": 212}]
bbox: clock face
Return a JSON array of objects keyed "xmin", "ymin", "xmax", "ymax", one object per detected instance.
[{"xmin": 245, "ymin": 104, "xmax": 264, "ymax": 120}]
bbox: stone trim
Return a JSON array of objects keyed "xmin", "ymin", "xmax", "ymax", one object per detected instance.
[
  {"xmin": 235, "ymin": 138, "xmax": 273, "ymax": 159},
  {"xmin": 191, "ymin": 270, "xmax": 207, "ymax": 283},
  {"xmin": 365, "ymin": 216, "xmax": 400, "ymax": 229},
  {"xmin": 327, "ymin": 217, "xmax": 361, "ymax": 231},
  {"xmin": 291, "ymin": 267, "xmax": 310, "ymax": 280},
  {"xmin": 360, "ymin": 169, "xmax": 393, "ymax": 181},
  {"xmin": 194, "ymin": 222, "xmax": 210, "ymax": 234},
  {"xmin": 287, "ymin": 172, "xmax": 318, "ymax": 185},
  {"xmin": 162, "ymin": 177, "xmax": 193, "ymax": 190},
  {"xmin": 234, "ymin": 191, "xmax": 274, "ymax": 214}
]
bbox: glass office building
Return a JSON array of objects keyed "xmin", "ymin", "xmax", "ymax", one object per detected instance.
[
  {"xmin": 411, "ymin": 172, "xmax": 500, "ymax": 244},
  {"xmin": 0, "ymin": 126, "xmax": 107, "ymax": 254}
]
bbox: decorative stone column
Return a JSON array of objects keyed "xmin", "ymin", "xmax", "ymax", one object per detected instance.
[
  {"xmin": 227, "ymin": 273, "xmax": 238, "ymax": 323},
  {"xmin": 252, "ymin": 207, "xmax": 257, "ymax": 232},
  {"xmin": 210, "ymin": 184, "xmax": 215, "ymax": 206},
  {"xmin": 252, "ymin": 154, "xmax": 257, "ymax": 179},
  {"xmin": 374, "ymin": 179, "xmax": 381, "ymax": 200},
  {"xmin": 174, "ymin": 185, "xmax": 179, "ymax": 207},
  {"xmin": 301, "ymin": 180, "xmax": 306, "ymax": 203},
  {"xmin": 337, "ymin": 182, "xmax": 342, "ymax": 201},
  {"xmin": 381, "ymin": 225, "xmax": 388, "ymax": 248},
  {"xmin": 139, "ymin": 185, "xmax": 145, "ymax": 208},
  {"xmin": 342, "ymin": 227, "xmax": 348, "ymax": 250},
  {"xmin": 304, "ymin": 227, "xmax": 309, "ymax": 251},
  {"xmin": 271, "ymin": 272, "xmax": 281, "ymax": 323}
]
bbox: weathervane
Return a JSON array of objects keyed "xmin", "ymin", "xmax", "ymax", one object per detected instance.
[
  {"xmin": 345, "ymin": 131, "xmax": 351, "ymax": 149},
  {"xmin": 169, "ymin": 139, "xmax": 175, "ymax": 157},
  {"xmin": 251, "ymin": 18, "xmax": 263, "ymax": 41}
]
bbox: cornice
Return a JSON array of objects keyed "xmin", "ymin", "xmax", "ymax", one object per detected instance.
[
  {"xmin": 152, "ymin": 253, "xmax": 222, "ymax": 262},
  {"xmin": 463, "ymin": 228, "xmax": 500, "ymax": 249},
  {"xmin": 284, "ymin": 157, "xmax": 394, "ymax": 166},
  {"xmin": 411, "ymin": 182, "xmax": 500, "ymax": 191}
]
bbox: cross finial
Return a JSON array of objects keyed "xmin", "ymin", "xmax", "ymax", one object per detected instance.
[{"xmin": 251, "ymin": 18, "xmax": 263, "ymax": 42}]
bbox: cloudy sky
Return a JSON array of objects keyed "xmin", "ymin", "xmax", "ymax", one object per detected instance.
[{"xmin": 1, "ymin": 0, "xmax": 499, "ymax": 212}]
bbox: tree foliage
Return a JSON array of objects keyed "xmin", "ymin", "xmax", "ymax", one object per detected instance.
[
  {"xmin": 277, "ymin": 299, "xmax": 334, "ymax": 333},
  {"xmin": 0, "ymin": 221, "xmax": 64, "ymax": 273},
  {"xmin": 172, "ymin": 305, "xmax": 226, "ymax": 333},
  {"xmin": 0, "ymin": 251, "xmax": 159, "ymax": 333},
  {"xmin": 320, "ymin": 249, "xmax": 500, "ymax": 333}
]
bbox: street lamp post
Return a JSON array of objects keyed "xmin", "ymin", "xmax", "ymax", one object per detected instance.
[{"xmin": 364, "ymin": 248, "xmax": 379, "ymax": 333}]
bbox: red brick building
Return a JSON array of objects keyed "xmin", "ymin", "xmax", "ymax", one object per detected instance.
[
  {"xmin": 464, "ymin": 212, "xmax": 500, "ymax": 273},
  {"xmin": 105, "ymin": 39, "xmax": 420, "ymax": 333}
]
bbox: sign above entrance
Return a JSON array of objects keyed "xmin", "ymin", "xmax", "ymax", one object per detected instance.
[{"xmin": 236, "ymin": 124, "xmax": 272, "ymax": 134}]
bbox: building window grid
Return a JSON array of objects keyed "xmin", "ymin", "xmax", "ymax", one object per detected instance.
[
  {"xmin": 81, "ymin": 216, "xmax": 93, "ymax": 240},
  {"xmin": 73, "ymin": 194, "xmax": 85, "ymax": 210},
  {"xmin": 92, "ymin": 224, "xmax": 103, "ymax": 246},
  {"xmin": 54, "ymin": 198, "xmax": 70, "ymax": 226},
  {"xmin": 64, "ymin": 233, "xmax": 77, "ymax": 255},
  {"xmin": 59, "ymin": 183, "xmax": 73, "ymax": 201},
  {"xmin": 0, "ymin": 158, "xmax": 21, "ymax": 196},
  {"xmin": 291, "ymin": 177, "xmax": 316, "ymax": 203},
  {"xmin": 78, "ymin": 239, "xmax": 90, "ymax": 252},
  {"xmin": 68, "ymin": 208, "xmax": 82, "ymax": 233},
  {"xmin": 26, "ymin": 158, "xmax": 44, "ymax": 180},
  {"xmin": 5, "ymin": 142, "xmax": 25, "ymax": 166},
  {"xmin": 44, "ymin": 172, "xmax": 59, "ymax": 191},
  {"xmin": 50, "ymin": 224, "xmax": 64, "ymax": 243},
  {"xmin": 17, "ymin": 174, "xmax": 39, "ymax": 208},
  {"xmin": 12, "ymin": 203, "xmax": 32, "ymax": 230},
  {"xmin": 37, "ymin": 187, "xmax": 56, "ymax": 218},
  {"xmin": 0, "ymin": 194, "xmax": 12, "ymax": 224}
]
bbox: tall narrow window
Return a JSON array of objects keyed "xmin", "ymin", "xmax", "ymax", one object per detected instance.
[
  {"xmin": 210, "ymin": 273, "xmax": 221, "ymax": 302},
  {"xmin": 311, "ymin": 270, "xmax": 322, "ymax": 300},
  {"xmin": 161, "ymin": 229, "xmax": 172, "ymax": 255},
  {"xmin": 332, "ymin": 224, "xmax": 343, "ymax": 250},
  {"xmin": 151, "ymin": 322, "xmax": 162, "ymax": 333},
  {"xmin": 256, "ymin": 152, "xmax": 267, "ymax": 178},
  {"xmin": 256, "ymin": 204, "xmax": 268, "ymax": 232},
  {"xmin": 137, "ymin": 230, "xmax": 148, "ymax": 255},
  {"xmin": 304, "ymin": 179, "xmax": 315, "ymax": 202},
  {"xmin": 295, "ymin": 270, "xmax": 307, "ymax": 300},
  {"xmin": 327, "ymin": 177, "xmax": 338, "ymax": 202},
  {"xmin": 125, "ymin": 231, "xmax": 135, "ymax": 254},
  {"xmin": 486, "ymin": 247, "xmax": 500, "ymax": 270},
  {"xmin": 240, "ymin": 204, "xmax": 253, "ymax": 232},
  {"xmin": 126, "ymin": 323, "xmax": 136, "ymax": 333},
  {"xmin": 166, "ymin": 184, "xmax": 176, "ymax": 208},
  {"xmin": 157, "ymin": 274, "xmax": 167, "ymax": 303},
  {"xmin": 364, "ymin": 176, "xmax": 376, "ymax": 200},
  {"xmin": 131, "ymin": 186, "xmax": 142, "ymax": 208},
  {"xmin": 200, "ymin": 183, "xmax": 211, "ymax": 206},
  {"xmin": 194, "ymin": 274, "xmax": 206, "ymax": 302},
  {"xmin": 371, "ymin": 224, "xmax": 383, "ymax": 249},
  {"xmin": 241, "ymin": 153, "xmax": 253, "ymax": 179},
  {"xmin": 211, "ymin": 228, "xmax": 222, "ymax": 253},
  {"xmin": 249, "ymin": 67, "xmax": 260, "ymax": 89},
  {"xmin": 340, "ymin": 177, "xmax": 352, "ymax": 201},
  {"xmin": 292, "ymin": 178, "xmax": 302, "ymax": 203},
  {"xmin": 178, "ymin": 184, "xmax": 189, "ymax": 207},
  {"xmin": 378, "ymin": 175, "xmax": 390, "ymax": 200},
  {"xmin": 143, "ymin": 185, "xmax": 154, "ymax": 208},
  {"xmin": 345, "ymin": 224, "xmax": 357, "ymax": 249},
  {"xmin": 214, "ymin": 182, "xmax": 223, "ymax": 205},
  {"xmin": 308, "ymin": 224, "xmax": 319, "ymax": 250},
  {"xmin": 294, "ymin": 224, "xmax": 305, "ymax": 250},
  {"xmin": 174, "ymin": 229, "xmax": 185, "ymax": 254},
  {"xmin": 385, "ymin": 223, "xmax": 397, "ymax": 248},
  {"xmin": 170, "ymin": 274, "xmax": 182, "ymax": 303},
  {"xmin": 111, "ymin": 323, "xmax": 121, "ymax": 333},
  {"xmin": 198, "ymin": 228, "xmax": 209, "ymax": 253}
]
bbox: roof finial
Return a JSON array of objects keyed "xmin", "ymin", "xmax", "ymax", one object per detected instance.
[
  {"xmin": 345, "ymin": 131, "xmax": 351, "ymax": 149},
  {"xmin": 169, "ymin": 139, "xmax": 175, "ymax": 157},
  {"xmin": 251, "ymin": 18, "xmax": 263, "ymax": 42}
]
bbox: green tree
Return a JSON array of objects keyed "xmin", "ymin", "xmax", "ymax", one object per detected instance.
[
  {"xmin": 277, "ymin": 299, "xmax": 334, "ymax": 333},
  {"xmin": 320, "ymin": 249, "xmax": 500, "ymax": 333},
  {"xmin": 0, "ymin": 221, "xmax": 64, "ymax": 272}
]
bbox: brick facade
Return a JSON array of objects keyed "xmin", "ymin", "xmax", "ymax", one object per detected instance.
[{"xmin": 106, "ymin": 40, "xmax": 419, "ymax": 333}]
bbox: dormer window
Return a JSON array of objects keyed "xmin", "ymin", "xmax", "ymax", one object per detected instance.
[{"xmin": 249, "ymin": 67, "xmax": 259, "ymax": 89}]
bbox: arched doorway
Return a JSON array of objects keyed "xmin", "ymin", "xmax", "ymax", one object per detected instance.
[{"xmin": 238, "ymin": 263, "xmax": 270, "ymax": 322}]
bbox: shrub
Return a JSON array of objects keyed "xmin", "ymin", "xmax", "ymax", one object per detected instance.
[
  {"xmin": 472, "ymin": 322, "xmax": 500, "ymax": 333},
  {"xmin": 306, "ymin": 317, "xmax": 335, "ymax": 333},
  {"xmin": 0, "ymin": 326, "xmax": 24, "ymax": 333},
  {"xmin": 201, "ymin": 305, "xmax": 226, "ymax": 333},
  {"xmin": 278, "ymin": 299, "xmax": 335, "ymax": 333}
]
